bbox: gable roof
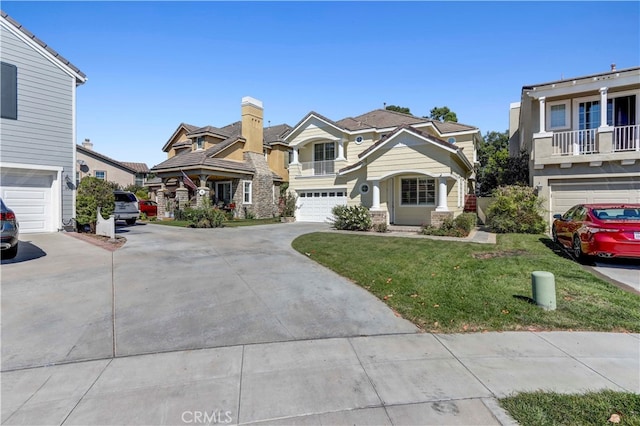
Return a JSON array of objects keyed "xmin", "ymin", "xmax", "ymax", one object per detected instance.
[
  {"xmin": 287, "ymin": 108, "xmax": 479, "ymax": 142},
  {"xmin": 0, "ymin": 10, "xmax": 86, "ymax": 84},
  {"xmin": 339, "ymin": 124, "xmax": 473, "ymax": 175},
  {"xmin": 77, "ymin": 145, "xmax": 149, "ymax": 174},
  {"xmin": 162, "ymin": 123, "xmax": 199, "ymax": 152}
]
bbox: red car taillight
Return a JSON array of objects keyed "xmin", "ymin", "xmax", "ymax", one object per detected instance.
[
  {"xmin": 0, "ymin": 211, "xmax": 16, "ymax": 221},
  {"xmin": 587, "ymin": 227, "xmax": 620, "ymax": 234}
]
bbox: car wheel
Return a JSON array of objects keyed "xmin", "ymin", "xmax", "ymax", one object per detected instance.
[
  {"xmin": 125, "ymin": 218, "xmax": 136, "ymax": 225},
  {"xmin": 572, "ymin": 235, "xmax": 590, "ymax": 263},
  {"xmin": 2, "ymin": 244, "xmax": 18, "ymax": 260}
]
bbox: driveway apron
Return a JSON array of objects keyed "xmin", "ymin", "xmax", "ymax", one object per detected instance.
[{"xmin": 111, "ymin": 223, "xmax": 417, "ymax": 357}]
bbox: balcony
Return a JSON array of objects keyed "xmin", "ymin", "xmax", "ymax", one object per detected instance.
[
  {"xmin": 300, "ymin": 160, "xmax": 336, "ymax": 176},
  {"xmin": 534, "ymin": 124, "xmax": 640, "ymax": 167}
]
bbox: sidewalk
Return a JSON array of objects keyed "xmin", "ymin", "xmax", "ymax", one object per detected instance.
[{"xmin": 2, "ymin": 331, "xmax": 638, "ymax": 425}]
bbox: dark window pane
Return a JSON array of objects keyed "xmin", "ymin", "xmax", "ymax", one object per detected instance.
[{"xmin": 1, "ymin": 62, "xmax": 17, "ymax": 120}]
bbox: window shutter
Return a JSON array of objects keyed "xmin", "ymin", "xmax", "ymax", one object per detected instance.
[{"xmin": 1, "ymin": 62, "xmax": 18, "ymax": 120}]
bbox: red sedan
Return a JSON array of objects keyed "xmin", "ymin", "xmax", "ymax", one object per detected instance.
[
  {"xmin": 552, "ymin": 204, "xmax": 640, "ymax": 261},
  {"xmin": 138, "ymin": 200, "xmax": 158, "ymax": 217}
]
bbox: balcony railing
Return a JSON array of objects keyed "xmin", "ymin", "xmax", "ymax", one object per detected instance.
[
  {"xmin": 614, "ymin": 124, "xmax": 640, "ymax": 152},
  {"xmin": 552, "ymin": 129, "xmax": 597, "ymax": 155},
  {"xmin": 300, "ymin": 160, "xmax": 335, "ymax": 176}
]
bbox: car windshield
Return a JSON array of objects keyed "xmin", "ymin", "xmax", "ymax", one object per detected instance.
[
  {"xmin": 115, "ymin": 193, "xmax": 136, "ymax": 202},
  {"xmin": 591, "ymin": 208, "xmax": 640, "ymax": 220}
]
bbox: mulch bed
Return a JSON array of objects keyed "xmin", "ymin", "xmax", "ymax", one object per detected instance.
[{"xmin": 65, "ymin": 232, "xmax": 126, "ymax": 252}]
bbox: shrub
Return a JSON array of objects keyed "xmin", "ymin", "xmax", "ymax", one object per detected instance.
[
  {"xmin": 421, "ymin": 213, "xmax": 477, "ymax": 237},
  {"xmin": 331, "ymin": 205, "xmax": 372, "ymax": 231},
  {"xmin": 178, "ymin": 199, "xmax": 226, "ymax": 228},
  {"xmin": 373, "ymin": 223, "xmax": 388, "ymax": 233},
  {"xmin": 278, "ymin": 191, "xmax": 298, "ymax": 217},
  {"xmin": 486, "ymin": 185, "xmax": 546, "ymax": 234},
  {"xmin": 76, "ymin": 177, "xmax": 115, "ymax": 233},
  {"xmin": 454, "ymin": 212, "xmax": 477, "ymax": 234}
]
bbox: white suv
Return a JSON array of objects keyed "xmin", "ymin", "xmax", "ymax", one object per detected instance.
[{"xmin": 113, "ymin": 191, "xmax": 140, "ymax": 225}]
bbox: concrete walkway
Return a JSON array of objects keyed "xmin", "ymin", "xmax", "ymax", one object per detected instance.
[{"xmin": 2, "ymin": 331, "xmax": 638, "ymax": 425}]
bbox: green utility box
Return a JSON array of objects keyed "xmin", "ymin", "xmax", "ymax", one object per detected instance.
[{"xmin": 531, "ymin": 271, "xmax": 557, "ymax": 311}]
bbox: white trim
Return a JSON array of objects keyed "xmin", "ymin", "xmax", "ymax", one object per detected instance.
[
  {"xmin": 242, "ymin": 180, "xmax": 252, "ymax": 204},
  {"xmin": 546, "ymin": 99, "xmax": 571, "ymax": 131},
  {"xmin": 373, "ymin": 170, "xmax": 454, "ymax": 181},
  {"xmin": 0, "ymin": 16, "xmax": 86, "ymax": 84},
  {"xmin": 286, "ymin": 113, "xmax": 345, "ymax": 142}
]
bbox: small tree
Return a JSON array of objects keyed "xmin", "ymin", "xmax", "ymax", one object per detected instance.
[
  {"xmin": 429, "ymin": 106, "xmax": 458, "ymax": 122},
  {"xmin": 76, "ymin": 177, "xmax": 115, "ymax": 232},
  {"xmin": 486, "ymin": 185, "xmax": 546, "ymax": 234},
  {"xmin": 385, "ymin": 105, "xmax": 411, "ymax": 115}
]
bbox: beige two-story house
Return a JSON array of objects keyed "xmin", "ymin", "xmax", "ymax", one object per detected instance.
[
  {"xmin": 509, "ymin": 66, "xmax": 640, "ymax": 224},
  {"xmin": 285, "ymin": 109, "xmax": 482, "ymax": 225}
]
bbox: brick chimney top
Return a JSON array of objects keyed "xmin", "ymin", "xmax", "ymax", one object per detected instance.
[
  {"xmin": 611, "ymin": 63, "xmax": 616, "ymax": 71},
  {"xmin": 82, "ymin": 138, "xmax": 93, "ymax": 150}
]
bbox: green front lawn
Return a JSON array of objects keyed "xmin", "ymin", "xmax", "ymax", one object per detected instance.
[
  {"xmin": 291, "ymin": 232, "xmax": 640, "ymax": 333},
  {"xmin": 500, "ymin": 390, "xmax": 640, "ymax": 426}
]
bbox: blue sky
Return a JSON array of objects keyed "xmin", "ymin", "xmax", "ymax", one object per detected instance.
[{"xmin": 3, "ymin": 1, "xmax": 639, "ymax": 167}]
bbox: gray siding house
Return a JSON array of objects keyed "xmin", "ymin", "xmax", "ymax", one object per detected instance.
[{"xmin": 0, "ymin": 11, "xmax": 87, "ymax": 233}]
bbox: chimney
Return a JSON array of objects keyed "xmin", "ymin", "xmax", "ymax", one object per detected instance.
[
  {"xmin": 241, "ymin": 96, "xmax": 264, "ymax": 154},
  {"xmin": 611, "ymin": 63, "xmax": 617, "ymax": 71},
  {"xmin": 82, "ymin": 138, "xmax": 93, "ymax": 150}
]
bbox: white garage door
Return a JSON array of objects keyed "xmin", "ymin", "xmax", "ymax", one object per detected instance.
[
  {"xmin": 297, "ymin": 189, "xmax": 348, "ymax": 222},
  {"xmin": 551, "ymin": 181, "xmax": 640, "ymax": 217},
  {"xmin": 0, "ymin": 171, "xmax": 55, "ymax": 233}
]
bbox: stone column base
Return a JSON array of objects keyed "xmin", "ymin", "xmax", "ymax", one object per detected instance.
[
  {"xmin": 370, "ymin": 210, "xmax": 387, "ymax": 225},
  {"xmin": 430, "ymin": 211, "xmax": 454, "ymax": 227}
]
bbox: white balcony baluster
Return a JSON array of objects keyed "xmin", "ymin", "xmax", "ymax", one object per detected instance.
[{"xmin": 614, "ymin": 124, "xmax": 640, "ymax": 152}]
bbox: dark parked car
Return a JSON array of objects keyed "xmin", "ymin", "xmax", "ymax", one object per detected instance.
[
  {"xmin": 0, "ymin": 198, "xmax": 19, "ymax": 259},
  {"xmin": 552, "ymin": 204, "xmax": 640, "ymax": 261},
  {"xmin": 138, "ymin": 200, "xmax": 158, "ymax": 217}
]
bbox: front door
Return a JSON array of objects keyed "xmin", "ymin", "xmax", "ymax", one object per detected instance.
[{"xmin": 215, "ymin": 181, "xmax": 232, "ymax": 205}]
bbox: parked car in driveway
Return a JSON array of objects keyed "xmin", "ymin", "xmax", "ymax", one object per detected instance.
[
  {"xmin": 552, "ymin": 204, "xmax": 640, "ymax": 261},
  {"xmin": 113, "ymin": 191, "xmax": 140, "ymax": 225},
  {"xmin": 138, "ymin": 200, "xmax": 157, "ymax": 217},
  {"xmin": 0, "ymin": 198, "xmax": 19, "ymax": 259}
]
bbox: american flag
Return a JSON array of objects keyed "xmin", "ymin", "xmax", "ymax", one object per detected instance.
[{"xmin": 181, "ymin": 170, "xmax": 197, "ymax": 190}]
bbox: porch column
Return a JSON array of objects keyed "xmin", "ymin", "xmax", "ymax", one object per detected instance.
[
  {"xmin": 599, "ymin": 87, "xmax": 610, "ymax": 128},
  {"xmin": 291, "ymin": 148, "xmax": 299, "ymax": 164},
  {"xmin": 538, "ymin": 97, "xmax": 546, "ymax": 133},
  {"xmin": 336, "ymin": 139, "xmax": 346, "ymax": 160},
  {"xmin": 371, "ymin": 180, "xmax": 381, "ymax": 210},
  {"xmin": 436, "ymin": 176, "xmax": 448, "ymax": 212},
  {"xmin": 157, "ymin": 183, "xmax": 166, "ymax": 219},
  {"xmin": 175, "ymin": 182, "xmax": 189, "ymax": 210}
]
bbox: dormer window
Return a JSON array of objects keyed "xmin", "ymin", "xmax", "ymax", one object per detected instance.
[{"xmin": 195, "ymin": 137, "xmax": 204, "ymax": 150}]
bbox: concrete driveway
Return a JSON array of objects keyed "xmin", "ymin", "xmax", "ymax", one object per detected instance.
[{"xmin": 1, "ymin": 223, "xmax": 417, "ymax": 370}]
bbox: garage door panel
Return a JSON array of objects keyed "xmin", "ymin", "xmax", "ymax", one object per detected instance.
[
  {"xmin": 297, "ymin": 189, "xmax": 347, "ymax": 222},
  {"xmin": 551, "ymin": 182, "xmax": 640, "ymax": 216},
  {"xmin": 0, "ymin": 171, "xmax": 54, "ymax": 233}
]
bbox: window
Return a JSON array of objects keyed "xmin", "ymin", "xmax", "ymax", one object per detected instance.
[
  {"xmin": 135, "ymin": 174, "xmax": 144, "ymax": 186},
  {"xmin": 1, "ymin": 62, "xmax": 17, "ymax": 120},
  {"xmin": 313, "ymin": 142, "xmax": 335, "ymax": 175},
  {"xmin": 216, "ymin": 181, "xmax": 232, "ymax": 204},
  {"xmin": 578, "ymin": 100, "xmax": 601, "ymax": 130},
  {"xmin": 360, "ymin": 184, "xmax": 369, "ymax": 194},
  {"xmin": 195, "ymin": 137, "xmax": 204, "ymax": 150},
  {"xmin": 95, "ymin": 171, "xmax": 106, "ymax": 180},
  {"xmin": 243, "ymin": 180, "xmax": 252, "ymax": 204},
  {"xmin": 547, "ymin": 100, "xmax": 570, "ymax": 130},
  {"xmin": 401, "ymin": 178, "xmax": 435, "ymax": 205}
]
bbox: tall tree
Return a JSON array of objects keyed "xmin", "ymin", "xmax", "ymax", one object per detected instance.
[
  {"xmin": 476, "ymin": 130, "xmax": 529, "ymax": 196},
  {"xmin": 429, "ymin": 106, "xmax": 458, "ymax": 122},
  {"xmin": 385, "ymin": 105, "xmax": 411, "ymax": 115}
]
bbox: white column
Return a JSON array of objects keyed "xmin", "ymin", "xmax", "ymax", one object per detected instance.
[
  {"xmin": 371, "ymin": 180, "xmax": 381, "ymax": 210},
  {"xmin": 336, "ymin": 139, "xmax": 346, "ymax": 160},
  {"xmin": 538, "ymin": 97, "xmax": 546, "ymax": 133},
  {"xmin": 599, "ymin": 87, "xmax": 609, "ymax": 128},
  {"xmin": 436, "ymin": 176, "xmax": 448, "ymax": 212},
  {"xmin": 292, "ymin": 148, "xmax": 299, "ymax": 164}
]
